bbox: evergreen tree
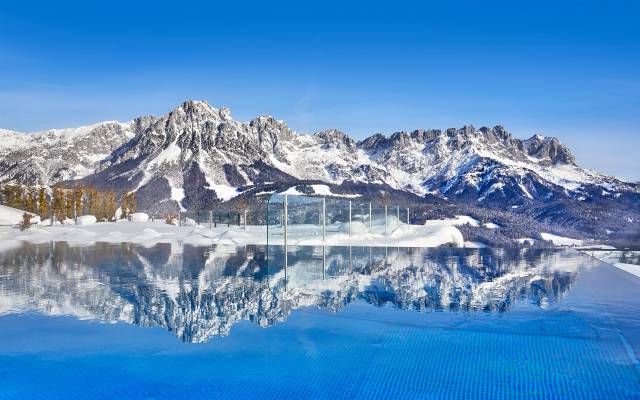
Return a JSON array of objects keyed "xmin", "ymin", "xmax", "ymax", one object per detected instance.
[
  {"xmin": 87, "ymin": 186, "xmax": 99, "ymax": 217},
  {"xmin": 127, "ymin": 192, "xmax": 136, "ymax": 214},
  {"xmin": 73, "ymin": 186, "xmax": 84, "ymax": 218},
  {"xmin": 24, "ymin": 187, "xmax": 36, "ymax": 213},
  {"xmin": 65, "ymin": 190, "xmax": 74, "ymax": 219},
  {"xmin": 103, "ymin": 191, "xmax": 117, "ymax": 221},
  {"xmin": 38, "ymin": 188, "xmax": 49, "ymax": 220},
  {"xmin": 52, "ymin": 186, "xmax": 65, "ymax": 220},
  {"xmin": 121, "ymin": 192, "xmax": 136, "ymax": 218}
]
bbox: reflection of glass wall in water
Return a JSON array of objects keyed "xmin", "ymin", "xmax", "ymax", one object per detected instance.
[
  {"xmin": 266, "ymin": 193, "xmax": 411, "ymax": 243},
  {"xmin": 0, "ymin": 243, "xmax": 587, "ymax": 343}
]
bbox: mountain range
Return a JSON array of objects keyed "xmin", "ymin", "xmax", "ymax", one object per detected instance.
[{"xmin": 1, "ymin": 100, "xmax": 638, "ymax": 240}]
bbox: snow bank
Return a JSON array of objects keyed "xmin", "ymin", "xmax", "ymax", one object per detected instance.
[
  {"xmin": 612, "ymin": 263, "xmax": 640, "ymax": 278},
  {"xmin": 76, "ymin": 215, "xmax": 97, "ymax": 225},
  {"xmin": 140, "ymin": 228, "xmax": 162, "ymax": 238},
  {"xmin": 540, "ymin": 232, "xmax": 583, "ymax": 246},
  {"xmin": 0, "ymin": 221, "xmax": 465, "ymax": 249},
  {"xmin": 130, "ymin": 213, "xmax": 149, "ymax": 223},
  {"xmin": 337, "ymin": 221, "xmax": 369, "ymax": 234},
  {"xmin": 0, "ymin": 205, "xmax": 27, "ymax": 225},
  {"xmin": 183, "ymin": 218, "xmax": 199, "ymax": 227}
]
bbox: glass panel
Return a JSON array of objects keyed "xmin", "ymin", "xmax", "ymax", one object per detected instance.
[{"xmin": 266, "ymin": 193, "xmax": 409, "ymax": 243}]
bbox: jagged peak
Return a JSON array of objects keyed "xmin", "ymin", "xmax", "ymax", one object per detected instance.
[
  {"xmin": 521, "ymin": 133, "xmax": 575, "ymax": 165},
  {"xmin": 314, "ymin": 128, "xmax": 348, "ymax": 138},
  {"xmin": 314, "ymin": 129, "xmax": 356, "ymax": 149},
  {"xmin": 178, "ymin": 99, "xmax": 214, "ymax": 111},
  {"xmin": 249, "ymin": 115, "xmax": 291, "ymax": 133},
  {"xmin": 251, "ymin": 114, "xmax": 279, "ymax": 124}
]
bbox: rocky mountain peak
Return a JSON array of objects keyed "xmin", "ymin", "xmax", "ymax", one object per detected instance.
[
  {"xmin": 315, "ymin": 129, "xmax": 356, "ymax": 151},
  {"xmin": 522, "ymin": 134, "xmax": 576, "ymax": 166}
]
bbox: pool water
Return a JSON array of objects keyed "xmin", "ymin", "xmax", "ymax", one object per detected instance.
[{"xmin": 0, "ymin": 243, "xmax": 638, "ymax": 399}]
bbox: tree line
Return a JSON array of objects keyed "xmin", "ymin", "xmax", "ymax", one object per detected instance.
[{"xmin": 0, "ymin": 184, "xmax": 136, "ymax": 222}]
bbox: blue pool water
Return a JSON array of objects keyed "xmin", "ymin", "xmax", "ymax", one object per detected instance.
[{"xmin": 0, "ymin": 243, "xmax": 639, "ymax": 399}]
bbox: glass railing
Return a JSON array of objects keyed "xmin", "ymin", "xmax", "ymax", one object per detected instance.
[{"xmin": 266, "ymin": 193, "xmax": 410, "ymax": 243}]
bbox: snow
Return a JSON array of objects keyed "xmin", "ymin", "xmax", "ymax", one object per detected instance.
[
  {"xmin": 612, "ymin": 263, "xmax": 640, "ymax": 278},
  {"xmin": 0, "ymin": 221, "xmax": 464, "ymax": 249},
  {"xmin": 464, "ymin": 241, "xmax": 487, "ymax": 248},
  {"xmin": 0, "ymin": 129, "xmax": 30, "ymax": 151},
  {"xmin": 483, "ymin": 222, "xmax": 500, "ymax": 229},
  {"xmin": 130, "ymin": 213, "xmax": 149, "ymax": 222},
  {"xmin": 280, "ymin": 186, "xmax": 306, "ymax": 195},
  {"xmin": 149, "ymin": 141, "xmax": 182, "ymax": 167},
  {"xmin": 183, "ymin": 218, "xmax": 199, "ymax": 227},
  {"xmin": 294, "ymin": 224, "xmax": 464, "ymax": 248},
  {"xmin": 540, "ymin": 232, "xmax": 583, "ymax": 246},
  {"xmin": 310, "ymin": 184, "xmax": 332, "ymax": 195},
  {"xmin": 30, "ymin": 121, "xmax": 121, "ymax": 141},
  {"xmin": 171, "ymin": 187, "xmax": 186, "ymax": 211},
  {"xmin": 208, "ymin": 183, "xmax": 240, "ymax": 201},
  {"xmin": 140, "ymin": 228, "xmax": 162, "ymax": 238},
  {"xmin": 0, "ymin": 205, "xmax": 29, "ymax": 225},
  {"xmin": 424, "ymin": 215, "xmax": 479, "ymax": 227},
  {"xmin": 76, "ymin": 215, "xmax": 97, "ymax": 225},
  {"xmin": 310, "ymin": 184, "xmax": 361, "ymax": 198}
]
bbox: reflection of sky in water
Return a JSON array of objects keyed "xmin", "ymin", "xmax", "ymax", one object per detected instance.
[{"xmin": 0, "ymin": 243, "xmax": 639, "ymax": 399}]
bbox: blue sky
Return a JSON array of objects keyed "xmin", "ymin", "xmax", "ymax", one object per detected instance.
[{"xmin": 1, "ymin": 1, "xmax": 638, "ymax": 180}]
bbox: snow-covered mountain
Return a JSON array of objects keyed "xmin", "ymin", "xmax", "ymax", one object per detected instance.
[
  {"xmin": 1, "ymin": 100, "xmax": 638, "ymax": 214},
  {"xmin": 0, "ymin": 118, "xmax": 155, "ymax": 185}
]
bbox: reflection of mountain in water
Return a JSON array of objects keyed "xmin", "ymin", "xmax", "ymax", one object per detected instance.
[{"xmin": 0, "ymin": 243, "xmax": 586, "ymax": 343}]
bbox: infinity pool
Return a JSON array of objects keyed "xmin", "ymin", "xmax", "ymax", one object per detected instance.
[{"xmin": 0, "ymin": 243, "xmax": 638, "ymax": 399}]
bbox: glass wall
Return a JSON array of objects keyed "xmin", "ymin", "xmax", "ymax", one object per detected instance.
[
  {"xmin": 267, "ymin": 193, "xmax": 410, "ymax": 243},
  {"xmin": 178, "ymin": 210, "xmax": 242, "ymax": 227}
]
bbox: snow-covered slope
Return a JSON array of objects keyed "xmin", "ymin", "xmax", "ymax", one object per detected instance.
[
  {"xmin": 0, "ymin": 204, "xmax": 27, "ymax": 225},
  {"xmin": 1, "ymin": 100, "xmax": 638, "ymax": 214},
  {"xmin": 0, "ymin": 118, "xmax": 155, "ymax": 185},
  {"xmin": 358, "ymin": 125, "xmax": 637, "ymax": 204}
]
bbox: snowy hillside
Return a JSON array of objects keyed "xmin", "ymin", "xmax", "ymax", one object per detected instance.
[
  {"xmin": 0, "ymin": 204, "xmax": 26, "ymax": 226},
  {"xmin": 0, "ymin": 118, "xmax": 156, "ymax": 185}
]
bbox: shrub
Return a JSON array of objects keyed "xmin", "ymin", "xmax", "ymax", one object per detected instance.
[
  {"xmin": 165, "ymin": 214, "xmax": 177, "ymax": 225},
  {"xmin": 19, "ymin": 212, "xmax": 33, "ymax": 231}
]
